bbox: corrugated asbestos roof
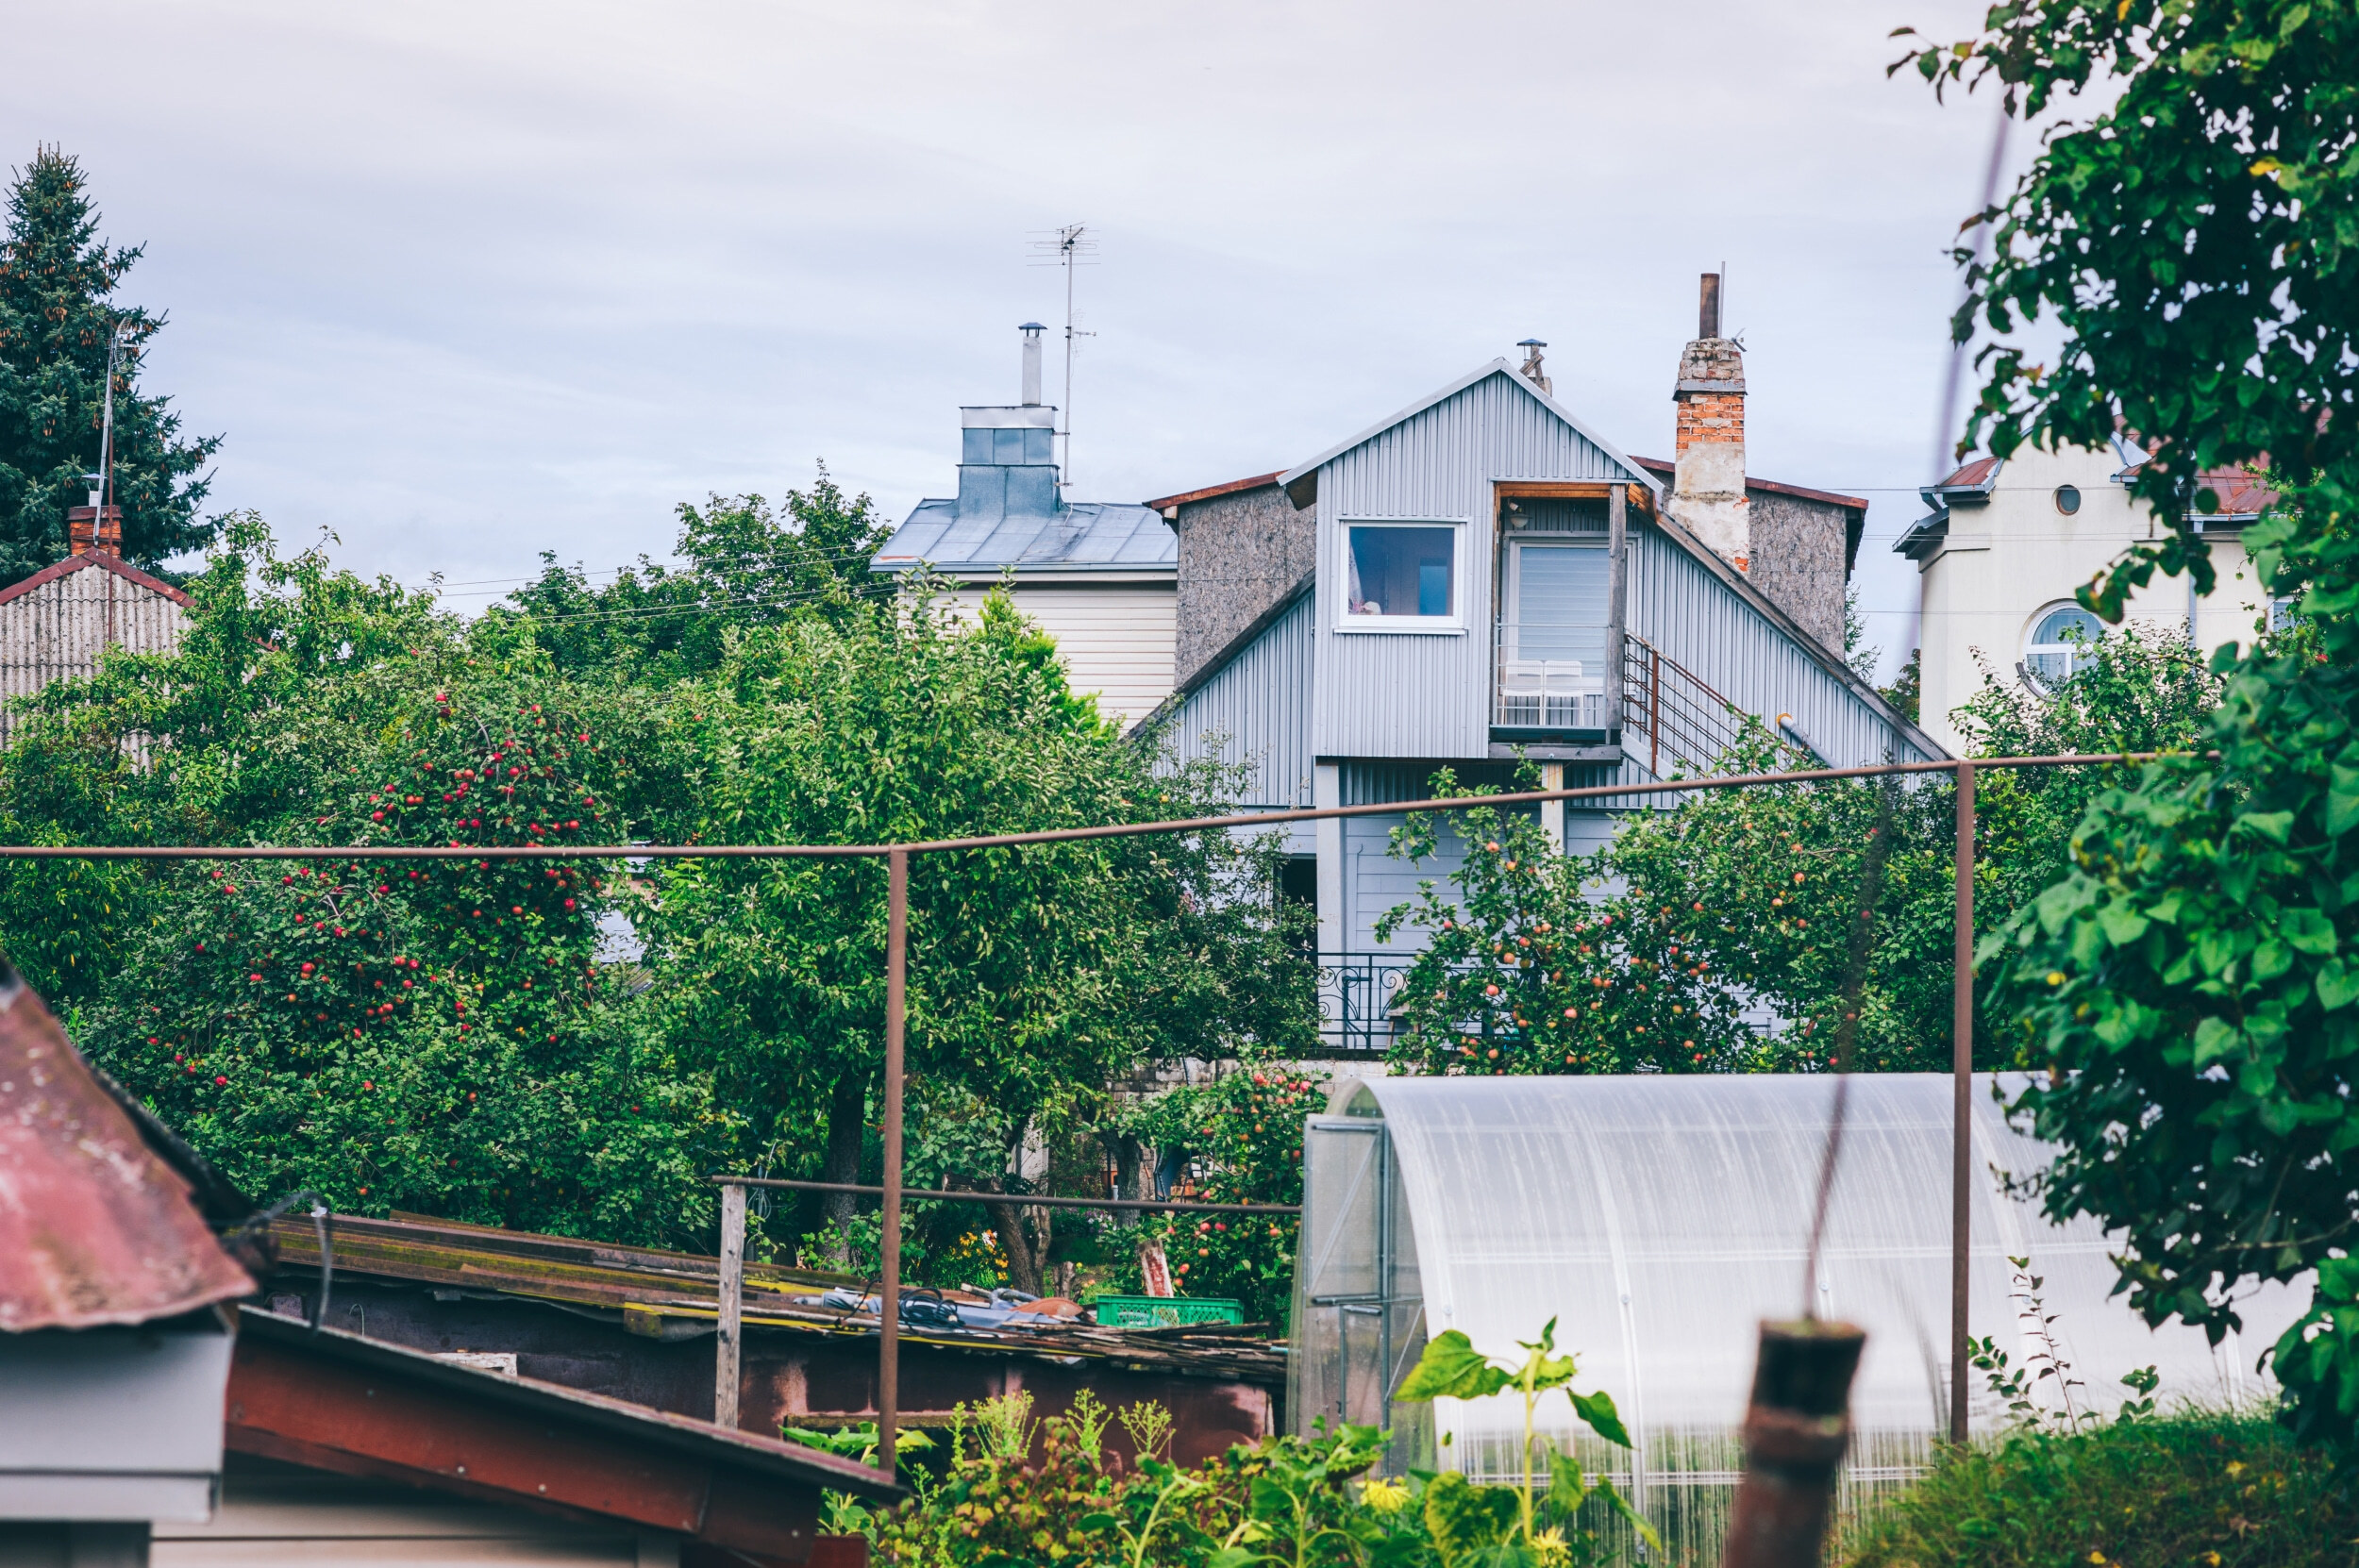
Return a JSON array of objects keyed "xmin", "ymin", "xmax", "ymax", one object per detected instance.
[
  {"xmin": 273, "ymin": 1211, "xmax": 1284, "ymax": 1381},
  {"xmin": 872, "ymin": 499, "xmax": 1176, "ymax": 574},
  {"xmin": 0, "ymin": 976, "xmax": 255, "ymax": 1330},
  {"xmin": 0, "ymin": 549, "xmax": 192, "ymax": 608}
]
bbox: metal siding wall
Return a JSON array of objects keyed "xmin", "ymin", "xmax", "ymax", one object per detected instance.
[
  {"xmin": 1313, "ymin": 373, "xmax": 1631, "ymax": 759},
  {"xmin": 0, "ymin": 570, "xmax": 190, "ymax": 748},
  {"xmin": 1627, "ymin": 527, "xmax": 1928, "ymax": 770},
  {"xmin": 1153, "ymin": 592, "xmax": 1315, "ymax": 809}
]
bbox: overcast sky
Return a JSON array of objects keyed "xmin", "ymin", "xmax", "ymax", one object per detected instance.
[{"xmin": 11, "ymin": 0, "xmax": 2006, "ymax": 677}]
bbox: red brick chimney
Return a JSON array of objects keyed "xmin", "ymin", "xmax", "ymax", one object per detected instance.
[
  {"xmin": 66, "ymin": 505, "xmax": 123, "ymax": 556},
  {"xmin": 1667, "ymin": 273, "xmax": 1749, "ymax": 571}
]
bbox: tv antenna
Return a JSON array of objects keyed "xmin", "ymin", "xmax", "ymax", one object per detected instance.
[{"xmin": 1029, "ymin": 224, "xmax": 1097, "ymax": 492}]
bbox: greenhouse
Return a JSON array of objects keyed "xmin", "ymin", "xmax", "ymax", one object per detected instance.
[{"xmin": 1290, "ymin": 1073, "xmax": 2309, "ymax": 1554}]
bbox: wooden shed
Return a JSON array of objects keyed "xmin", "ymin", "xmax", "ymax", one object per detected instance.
[{"xmin": 0, "ymin": 506, "xmax": 192, "ymax": 747}]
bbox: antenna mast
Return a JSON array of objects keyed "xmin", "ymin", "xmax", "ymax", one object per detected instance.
[{"xmin": 1029, "ymin": 224, "xmax": 1096, "ymax": 493}]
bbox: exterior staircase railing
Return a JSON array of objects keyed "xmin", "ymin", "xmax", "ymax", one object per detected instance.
[{"xmin": 1621, "ymin": 633, "xmax": 1749, "ymax": 777}]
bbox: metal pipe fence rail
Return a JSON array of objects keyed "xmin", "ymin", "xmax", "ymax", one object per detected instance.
[{"xmin": 0, "ymin": 748, "xmax": 2192, "ymax": 1471}]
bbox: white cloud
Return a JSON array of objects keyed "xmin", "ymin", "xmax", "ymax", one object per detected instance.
[{"xmin": 11, "ymin": 0, "xmax": 2006, "ymax": 670}]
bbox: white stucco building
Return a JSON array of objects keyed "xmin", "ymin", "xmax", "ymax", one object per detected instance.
[{"xmin": 1897, "ymin": 442, "xmax": 2278, "ymax": 755}]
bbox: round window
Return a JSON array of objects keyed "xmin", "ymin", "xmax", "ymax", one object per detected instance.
[
  {"xmin": 2025, "ymin": 604, "xmax": 2103, "ymax": 688},
  {"xmin": 2054, "ymin": 484, "xmax": 2083, "ymax": 515}
]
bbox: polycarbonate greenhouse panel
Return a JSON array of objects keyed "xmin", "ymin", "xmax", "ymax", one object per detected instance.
[{"xmin": 1296, "ymin": 1073, "xmax": 2307, "ymax": 1554}]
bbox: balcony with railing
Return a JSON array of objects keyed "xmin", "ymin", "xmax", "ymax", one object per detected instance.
[
  {"xmin": 1312, "ymin": 951, "xmax": 1414, "ymax": 1057},
  {"xmin": 1490, "ymin": 623, "xmax": 1610, "ymax": 741}
]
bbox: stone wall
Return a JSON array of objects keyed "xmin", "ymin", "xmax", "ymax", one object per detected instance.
[
  {"xmin": 1745, "ymin": 488, "xmax": 1854, "ymax": 651},
  {"xmin": 1173, "ymin": 483, "xmax": 1316, "ymax": 686}
]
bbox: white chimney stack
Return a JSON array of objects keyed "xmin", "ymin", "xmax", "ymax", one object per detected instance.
[
  {"xmin": 1667, "ymin": 273, "xmax": 1749, "ymax": 571},
  {"xmin": 1020, "ymin": 322, "xmax": 1046, "ymax": 407}
]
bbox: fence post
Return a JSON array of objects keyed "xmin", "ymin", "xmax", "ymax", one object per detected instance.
[
  {"xmin": 716, "ymin": 1181, "xmax": 745, "ymax": 1430},
  {"xmin": 1949, "ymin": 761, "xmax": 1976, "ymax": 1446},
  {"xmin": 878, "ymin": 846, "xmax": 908, "ymax": 1481}
]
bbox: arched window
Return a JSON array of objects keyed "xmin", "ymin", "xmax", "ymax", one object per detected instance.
[{"xmin": 2025, "ymin": 604, "xmax": 2104, "ymax": 687}]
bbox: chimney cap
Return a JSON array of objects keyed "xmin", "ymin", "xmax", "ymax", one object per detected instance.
[
  {"xmin": 1516, "ymin": 338, "xmax": 1547, "ymax": 348},
  {"xmin": 1019, "ymin": 321, "xmax": 1046, "ymax": 331}
]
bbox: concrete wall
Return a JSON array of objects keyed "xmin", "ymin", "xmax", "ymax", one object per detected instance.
[
  {"xmin": 1173, "ymin": 484, "xmax": 1315, "ymax": 687},
  {"xmin": 1746, "ymin": 490, "xmax": 1852, "ymax": 651},
  {"xmin": 1911, "ymin": 443, "xmax": 2268, "ymax": 755}
]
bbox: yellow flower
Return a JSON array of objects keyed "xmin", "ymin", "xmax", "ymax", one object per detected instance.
[
  {"xmin": 2226, "ymin": 1460, "xmax": 2247, "ymax": 1477},
  {"xmin": 1358, "ymin": 1477, "xmax": 1409, "ymax": 1515},
  {"xmin": 1532, "ymin": 1526, "xmax": 1573, "ymax": 1567}
]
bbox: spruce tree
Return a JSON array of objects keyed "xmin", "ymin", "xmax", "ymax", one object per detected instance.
[{"xmin": 0, "ymin": 145, "xmax": 219, "ymax": 580}]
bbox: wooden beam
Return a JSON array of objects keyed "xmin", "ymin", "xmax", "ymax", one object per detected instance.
[{"xmin": 717, "ymin": 1183, "xmax": 745, "ymax": 1431}]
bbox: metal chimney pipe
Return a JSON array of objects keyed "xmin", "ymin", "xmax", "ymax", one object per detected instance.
[
  {"xmin": 1019, "ymin": 323, "xmax": 1046, "ymax": 407},
  {"xmin": 1699, "ymin": 273, "xmax": 1723, "ymax": 341}
]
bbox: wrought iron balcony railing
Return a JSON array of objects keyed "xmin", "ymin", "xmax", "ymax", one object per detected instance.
[{"xmin": 1314, "ymin": 951, "xmax": 1415, "ymax": 1055}]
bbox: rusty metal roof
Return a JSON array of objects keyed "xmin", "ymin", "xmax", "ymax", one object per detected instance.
[
  {"xmin": 230, "ymin": 1305, "xmax": 900, "ymax": 1554},
  {"xmin": 0, "ymin": 976, "xmax": 255, "ymax": 1330},
  {"xmin": 273, "ymin": 1210, "xmax": 1285, "ymax": 1381}
]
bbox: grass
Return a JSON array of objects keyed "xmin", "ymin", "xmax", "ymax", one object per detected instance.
[{"xmin": 1843, "ymin": 1410, "xmax": 2359, "ymax": 1568}]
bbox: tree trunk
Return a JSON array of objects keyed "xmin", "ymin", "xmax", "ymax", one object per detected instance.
[{"xmin": 822, "ymin": 1068, "xmax": 870, "ymax": 1272}]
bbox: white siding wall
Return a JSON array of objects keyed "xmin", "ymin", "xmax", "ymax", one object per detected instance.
[
  {"xmin": 938, "ymin": 581, "xmax": 1176, "ymax": 731},
  {"xmin": 0, "ymin": 562, "xmax": 190, "ymax": 747}
]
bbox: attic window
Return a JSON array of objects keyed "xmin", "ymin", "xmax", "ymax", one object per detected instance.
[{"xmin": 1344, "ymin": 524, "xmax": 1459, "ymax": 628}]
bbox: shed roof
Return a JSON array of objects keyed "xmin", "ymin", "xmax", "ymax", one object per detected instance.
[
  {"xmin": 1275, "ymin": 359, "xmax": 1662, "ymax": 500},
  {"xmin": 0, "ymin": 974, "xmax": 254, "ymax": 1331},
  {"xmin": 228, "ymin": 1306, "xmax": 899, "ymax": 1556},
  {"xmin": 873, "ymin": 499, "xmax": 1176, "ymax": 575},
  {"xmin": 271, "ymin": 1209, "xmax": 1287, "ymax": 1383},
  {"xmin": 1143, "ymin": 472, "xmax": 1286, "ymax": 513},
  {"xmin": 0, "ymin": 550, "xmax": 192, "ymax": 609}
]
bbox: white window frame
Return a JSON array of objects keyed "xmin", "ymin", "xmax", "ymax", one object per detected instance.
[
  {"xmin": 1334, "ymin": 518, "xmax": 1467, "ymax": 635},
  {"xmin": 2023, "ymin": 601, "xmax": 2104, "ymax": 690}
]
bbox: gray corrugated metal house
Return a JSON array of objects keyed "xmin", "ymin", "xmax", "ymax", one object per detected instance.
[
  {"xmin": 1134, "ymin": 284, "xmax": 1937, "ymax": 1040},
  {"xmin": 0, "ymin": 506, "xmax": 192, "ymax": 748},
  {"xmin": 872, "ymin": 325, "xmax": 1177, "ymax": 728}
]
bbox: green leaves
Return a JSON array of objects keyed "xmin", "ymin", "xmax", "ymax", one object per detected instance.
[
  {"xmin": 1397, "ymin": 1330, "xmax": 1514, "ymax": 1403},
  {"xmin": 1568, "ymin": 1388, "xmax": 1634, "ymax": 1449}
]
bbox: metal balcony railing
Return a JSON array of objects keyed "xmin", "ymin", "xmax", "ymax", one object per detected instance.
[{"xmin": 1313, "ymin": 952, "xmax": 1414, "ymax": 1055}]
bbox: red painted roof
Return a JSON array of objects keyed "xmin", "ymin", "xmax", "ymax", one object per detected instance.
[
  {"xmin": 0, "ymin": 977, "xmax": 254, "ymax": 1330},
  {"xmin": 1143, "ymin": 472, "xmax": 1285, "ymax": 512},
  {"xmin": 2192, "ymin": 466, "xmax": 2280, "ymax": 517},
  {"xmin": 1932, "ymin": 456, "xmax": 2003, "ymax": 492},
  {"xmin": 0, "ymin": 550, "xmax": 193, "ymax": 610},
  {"xmin": 1630, "ymin": 457, "xmax": 1868, "ymax": 511}
]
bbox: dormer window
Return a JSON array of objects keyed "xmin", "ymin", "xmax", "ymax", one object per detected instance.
[{"xmin": 1342, "ymin": 523, "xmax": 1461, "ymax": 630}]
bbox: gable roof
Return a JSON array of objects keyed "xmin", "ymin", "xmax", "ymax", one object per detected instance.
[
  {"xmin": 872, "ymin": 499, "xmax": 1174, "ymax": 575},
  {"xmin": 1276, "ymin": 359, "xmax": 1663, "ymax": 501},
  {"xmin": 0, "ymin": 550, "xmax": 193, "ymax": 609}
]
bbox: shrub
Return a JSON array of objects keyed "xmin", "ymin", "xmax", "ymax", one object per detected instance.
[{"xmin": 1846, "ymin": 1410, "xmax": 2358, "ymax": 1568}]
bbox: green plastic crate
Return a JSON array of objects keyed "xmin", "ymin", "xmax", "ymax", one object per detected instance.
[{"xmin": 1093, "ymin": 1294, "xmax": 1245, "ymax": 1328}]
